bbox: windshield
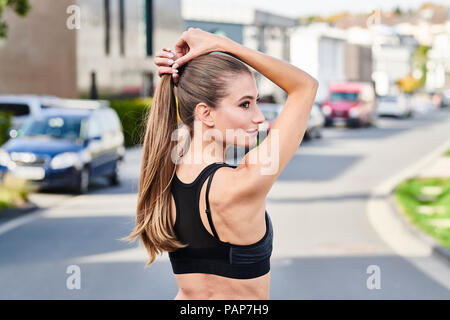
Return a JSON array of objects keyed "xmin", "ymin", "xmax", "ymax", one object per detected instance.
[
  {"xmin": 379, "ymin": 95, "xmax": 397, "ymax": 102},
  {"xmin": 330, "ymin": 92, "xmax": 359, "ymax": 102},
  {"xmin": 21, "ymin": 116, "xmax": 83, "ymax": 140},
  {"xmin": 261, "ymin": 109, "xmax": 278, "ymax": 121}
]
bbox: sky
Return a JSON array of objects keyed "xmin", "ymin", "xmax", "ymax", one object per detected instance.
[{"xmin": 218, "ymin": 0, "xmax": 450, "ymax": 18}]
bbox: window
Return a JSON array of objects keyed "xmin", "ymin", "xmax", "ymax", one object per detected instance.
[
  {"xmin": 145, "ymin": 0, "xmax": 153, "ymax": 56},
  {"xmin": 379, "ymin": 95, "xmax": 397, "ymax": 103},
  {"xmin": 87, "ymin": 114, "xmax": 102, "ymax": 138},
  {"xmin": 22, "ymin": 116, "xmax": 82, "ymax": 140},
  {"xmin": 119, "ymin": 0, "xmax": 125, "ymax": 56},
  {"xmin": 330, "ymin": 92, "xmax": 359, "ymax": 102},
  {"xmin": 101, "ymin": 109, "xmax": 121, "ymax": 133},
  {"xmin": 104, "ymin": 0, "xmax": 111, "ymax": 55},
  {"xmin": 98, "ymin": 110, "xmax": 113, "ymax": 134},
  {"xmin": 0, "ymin": 103, "xmax": 30, "ymax": 116}
]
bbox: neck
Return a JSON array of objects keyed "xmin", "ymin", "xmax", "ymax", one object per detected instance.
[{"xmin": 179, "ymin": 133, "xmax": 226, "ymax": 165}]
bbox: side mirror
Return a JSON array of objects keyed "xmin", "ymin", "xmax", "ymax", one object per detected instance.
[
  {"xmin": 83, "ymin": 135, "xmax": 101, "ymax": 147},
  {"xmin": 7, "ymin": 128, "xmax": 18, "ymax": 139}
]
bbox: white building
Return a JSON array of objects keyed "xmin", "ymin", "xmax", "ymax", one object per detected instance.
[
  {"xmin": 182, "ymin": 0, "xmax": 298, "ymax": 103},
  {"xmin": 290, "ymin": 24, "xmax": 347, "ymax": 102},
  {"xmin": 76, "ymin": 0, "xmax": 184, "ymax": 97}
]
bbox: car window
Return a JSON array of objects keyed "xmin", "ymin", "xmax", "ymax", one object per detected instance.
[
  {"xmin": 0, "ymin": 103, "xmax": 30, "ymax": 116},
  {"xmin": 87, "ymin": 114, "xmax": 102, "ymax": 138},
  {"xmin": 96, "ymin": 110, "xmax": 111, "ymax": 134},
  {"xmin": 21, "ymin": 116, "xmax": 82, "ymax": 140},
  {"xmin": 108, "ymin": 110, "xmax": 122, "ymax": 132},
  {"xmin": 261, "ymin": 109, "xmax": 278, "ymax": 121},
  {"xmin": 330, "ymin": 92, "xmax": 359, "ymax": 102},
  {"xmin": 101, "ymin": 109, "xmax": 121, "ymax": 133},
  {"xmin": 380, "ymin": 96, "xmax": 397, "ymax": 102}
]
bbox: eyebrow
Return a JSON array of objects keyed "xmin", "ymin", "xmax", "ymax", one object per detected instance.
[{"xmin": 238, "ymin": 93, "xmax": 260, "ymax": 102}]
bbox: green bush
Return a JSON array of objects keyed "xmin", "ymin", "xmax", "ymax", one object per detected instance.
[
  {"xmin": 109, "ymin": 98, "xmax": 152, "ymax": 147},
  {"xmin": 394, "ymin": 177, "xmax": 450, "ymax": 249},
  {"xmin": 0, "ymin": 173, "xmax": 34, "ymax": 210},
  {"xmin": 0, "ymin": 111, "xmax": 12, "ymax": 145}
]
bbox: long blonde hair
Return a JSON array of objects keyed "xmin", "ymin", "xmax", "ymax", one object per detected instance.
[{"xmin": 121, "ymin": 53, "xmax": 252, "ymax": 267}]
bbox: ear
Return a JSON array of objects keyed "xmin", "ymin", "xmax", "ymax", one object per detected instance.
[{"xmin": 195, "ymin": 102, "xmax": 215, "ymax": 126}]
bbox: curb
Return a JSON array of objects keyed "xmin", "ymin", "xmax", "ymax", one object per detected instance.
[
  {"xmin": 388, "ymin": 190, "xmax": 450, "ymax": 264},
  {"xmin": 0, "ymin": 201, "xmax": 39, "ymax": 219}
]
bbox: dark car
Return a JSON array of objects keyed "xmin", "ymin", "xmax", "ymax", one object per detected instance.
[{"xmin": 0, "ymin": 107, "xmax": 125, "ymax": 194}]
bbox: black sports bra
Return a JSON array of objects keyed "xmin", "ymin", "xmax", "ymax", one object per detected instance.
[{"xmin": 169, "ymin": 162, "xmax": 273, "ymax": 279}]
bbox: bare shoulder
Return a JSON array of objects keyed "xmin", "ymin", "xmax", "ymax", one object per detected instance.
[{"xmin": 211, "ymin": 163, "xmax": 267, "ymax": 216}]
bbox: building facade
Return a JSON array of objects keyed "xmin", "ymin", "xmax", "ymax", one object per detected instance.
[{"xmin": 0, "ymin": 0, "xmax": 183, "ymax": 98}]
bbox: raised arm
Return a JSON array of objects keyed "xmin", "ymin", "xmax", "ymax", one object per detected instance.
[
  {"xmin": 171, "ymin": 28, "xmax": 318, "ymax": 203},
  {"xmin": 220, "ymin": 38, "xmax": 318, "ymax": 199}
]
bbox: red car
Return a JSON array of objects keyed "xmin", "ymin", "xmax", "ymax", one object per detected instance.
[{"xmin": 321, "ymin": 82, "xmax": 376, "ymax": 128}]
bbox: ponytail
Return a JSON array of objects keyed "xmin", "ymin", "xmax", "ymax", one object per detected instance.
[{"xmin": 120, "ymin": 74, "xmax": 188, "ymax": 267}]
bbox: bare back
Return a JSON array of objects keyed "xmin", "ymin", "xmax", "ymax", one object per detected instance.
[{"xmin": 170, "ymin": 163, "xmax": 270, "ymax": 300}]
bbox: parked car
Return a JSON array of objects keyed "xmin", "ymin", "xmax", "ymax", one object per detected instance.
[
  {"xmin": 0, "ymin": 95, "xmax": 66, "ymax": 137},
  {"xmin": 258, "ymin": 103, "xmax": 284, "ymax": 134},
  {"xmin": 322, "ymin": 82, "xmax": 376, "ymax": 128},
  {"xmin": 442, "ymin": 89, "xmax": 450, "ymax": 108},
  {"xmin": 431, "ymin": 90, "xmax": 450, "ymax": 109},
  {"xmin": 304, "ymin": 102, "xmax": 325, "ymax": 140},
  {"xmin": 0, "ymin": 106, "xmax": 125, "ymax": 194},
  {"xmin": 375, "ymin": 94, "xmax": 413, "ymax": 118},
  {"xmin": 411, "ymin": 92, "xmax": 435, "ymax": 114}
]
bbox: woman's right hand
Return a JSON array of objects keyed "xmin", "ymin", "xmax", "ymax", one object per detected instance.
[
  {"xmin": 173, "ymin": 28, "xmax": 230, "ymax": 68},
  {"xmin": 154, "ymin": 47, "xmax": 181, "ymax": 83}
]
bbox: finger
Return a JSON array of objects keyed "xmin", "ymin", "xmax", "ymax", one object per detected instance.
[
  {"xmin": 174, "ymin": 37, "xmax": 187, "ymax": 56},
  {"xmin": 163, "ymin": 47, "xmax": 182, "ymax": 61},
  {"xmin": 154, "ymin": 57, "xmax": 175, "ymax": 66},
  {"xmin": 173, "ymin": 52, "xmax": 195, "ymax": 68},
  {"xmin": 162, "ymin": 47, "xmax": 173, "ymax": 52},
  {"xmin": 158, "ymin": 66, "xmax": 178, "ymax": 77},
  {"xmin": 155, "ymin": 51, "xmax": 175, "ymax": 59},
  {"xmin": 172, "ymin": 73, "xmax": 179, "ymax": 82}
]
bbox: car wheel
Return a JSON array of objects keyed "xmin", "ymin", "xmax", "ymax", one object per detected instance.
[
  {"xmin": 303, "ymin": 130, "xmax": 311, "ymax": 141},
  {"xmin": 74, "ymin": 167, "xmax": 90, "ymax": 194},
  {"xmin": 109, "ymin": 161, "xmax": 120, "ymax": 186},
  {"xmin": 314, "ymin": 128, "xmax": 322, "ymax": 139}
]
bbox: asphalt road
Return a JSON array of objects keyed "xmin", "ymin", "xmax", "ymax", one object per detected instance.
[{"xmin": 0, "ymin": 105, "xmax": 449, "ymax": 299}]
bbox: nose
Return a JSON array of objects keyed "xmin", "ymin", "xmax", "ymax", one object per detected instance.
[{"xmin": 253, "ymin": 106, "xmax": 265, "ymax": 125}]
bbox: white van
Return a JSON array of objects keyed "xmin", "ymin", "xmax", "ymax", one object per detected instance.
[{"xmin": 0, "ymin": 95, "xmax": 63, "ymax": 133}]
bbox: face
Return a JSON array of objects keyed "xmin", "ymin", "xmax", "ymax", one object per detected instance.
[{"xmin": 209, "ymin": 73, "xmax": 265, "ymax": 148}]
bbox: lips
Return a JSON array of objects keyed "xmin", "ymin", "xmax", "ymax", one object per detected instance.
[{"xmin": 247, "ymin": 129, "xmax": 258, "ymax": 136}]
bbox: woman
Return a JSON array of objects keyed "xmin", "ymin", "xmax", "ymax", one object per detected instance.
[{"xmin": 123, "ymin": 28, "xmax": 318, "ymax": 300}]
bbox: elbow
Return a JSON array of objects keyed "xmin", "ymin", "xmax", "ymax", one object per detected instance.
[
  {"xmin": 291, "ymin": 77, "xmax": 318, "ymax": 97},
  {"xmin": 291, "ymin": 76, "xmax": 318, "ymax": 94},
  {"xmin": 307, "ymin": 78, "xmax": 319, "ymax": 98},
  {"xmin": 308, "ymin": 77, "xmax": 319, "ymax": 91}
]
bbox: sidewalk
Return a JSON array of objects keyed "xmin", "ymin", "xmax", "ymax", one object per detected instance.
[{"xmin": 389, "ymin": 143, "xmax": 450, "ymax": 263}]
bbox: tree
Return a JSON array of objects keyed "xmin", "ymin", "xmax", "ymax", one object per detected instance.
[{"xmin": 0, "ymin": 0, "xmax": 31, "ymax": 38}]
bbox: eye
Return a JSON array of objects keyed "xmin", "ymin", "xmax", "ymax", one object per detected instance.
[
  {"xmin": 240, "ymin": 97, "xmax": 260, "ymax": 109},
  {"xmin": 240, "ymin": 101, "xmax": 250, "ymax": 108}
]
